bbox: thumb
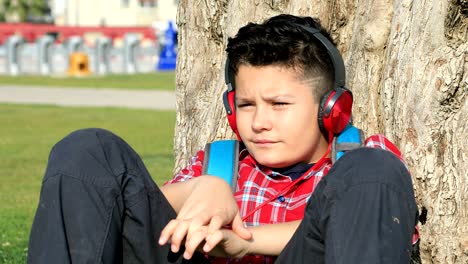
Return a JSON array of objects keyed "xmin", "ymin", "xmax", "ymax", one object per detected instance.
[{"xmin": 231, "ymin": 213, "xmax": 251, "ymax": 240}]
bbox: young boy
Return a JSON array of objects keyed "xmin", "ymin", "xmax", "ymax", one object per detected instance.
[{"xmin": 28, "ymin": 14, "xmax": 419, "ymax": 263}]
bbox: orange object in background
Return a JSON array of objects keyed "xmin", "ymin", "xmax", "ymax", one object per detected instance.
[{"xmin": 68, "ymin": 52, "xmax": 91, "ymax": 76}]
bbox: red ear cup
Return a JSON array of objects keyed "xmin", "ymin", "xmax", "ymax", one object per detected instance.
[
  {"xmin": 318, "ymin": 87, "xmax": 353, "ymax": 135},
  {"xmin": 223, "ymin": 90, "xmax": 241, "ymax": 141}
]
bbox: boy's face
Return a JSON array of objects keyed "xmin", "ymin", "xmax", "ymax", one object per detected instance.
[{"xmin": 235, "ymin": 65, "xmax": 329, "ymax": 168}]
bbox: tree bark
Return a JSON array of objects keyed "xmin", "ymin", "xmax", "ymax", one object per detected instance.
[{"xmin": 174, "ymin": 0, "xmax": 467, "ymax": 262}]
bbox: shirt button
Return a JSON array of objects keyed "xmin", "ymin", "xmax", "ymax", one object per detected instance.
[{"xmin": 278, "ymin": 196, "xmax": 285, "ymax": 202}]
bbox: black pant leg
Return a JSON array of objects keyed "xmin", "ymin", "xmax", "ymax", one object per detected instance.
[
  {"xmin": 276, "ymin": 148, "xmax": 418, "ymax": 264},
  {"xmin": 27, "ymin": 128, "xmax": 206, "ymax": 264}
]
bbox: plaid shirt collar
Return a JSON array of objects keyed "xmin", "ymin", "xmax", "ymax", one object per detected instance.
[{"xmin": 239, "ymin": 148, "xmax": 330, "ymax": 180}]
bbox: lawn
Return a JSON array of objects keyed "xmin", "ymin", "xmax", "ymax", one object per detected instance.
[
  {"xmin": 0, "ymin": 104, "xmax": 176, "ymax": 263},
  {"xmin": 0, "ymin": 72, "xmax": 175, "ymax": 90}
]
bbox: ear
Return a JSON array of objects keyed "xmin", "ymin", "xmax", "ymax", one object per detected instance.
[
  {"xmin": 223, "ymin": 90, "xmax": 242, "ymax": 141},
  {"xmin": 318, "ymin": 87, "xmax": 353, "ymax": 135}
]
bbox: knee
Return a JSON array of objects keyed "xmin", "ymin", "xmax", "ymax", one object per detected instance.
[
  {"xmin": 352, "ymin": 147, "xmax": 410, "ymax": 182},
  {"xmin": 48, "ymin": 128, "xmax": 125, "ymax": 170},
  {"xmin": 66, "ymin": 128, "xmax": 116, "ymax": 141},
  {"xmin": 43, "ymin": 128, "xmax": 139, "ymax": 185},
  {"xmin": 51, "ymin": 128, "xmax": 116, "ymax": 155},
  {"xmin": 328, "ymin": 147, "xmax": 414, "ymax": 193}
]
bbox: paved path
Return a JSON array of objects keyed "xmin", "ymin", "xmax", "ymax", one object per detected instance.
[{"xmin": 0, "ymin": 85, "xmax": 176, "ymax": 110}]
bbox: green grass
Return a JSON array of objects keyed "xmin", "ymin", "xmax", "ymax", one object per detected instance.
[
  {"xmin": 0, "ymin": 104, "xmax": 176, "ymax": 263},
  {"xmin": 0, "ymin": 72, "xmax": 175, "ymax": 90}
]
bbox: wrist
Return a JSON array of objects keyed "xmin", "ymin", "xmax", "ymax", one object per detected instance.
[{"xmin": 243, "ymin": 227, "xmax": 254, "ymax": 256}]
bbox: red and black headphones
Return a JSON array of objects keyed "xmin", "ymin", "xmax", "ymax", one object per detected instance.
[{"xmin": 222, "ymin": 23, "xmax": 353, "ymax": 141}]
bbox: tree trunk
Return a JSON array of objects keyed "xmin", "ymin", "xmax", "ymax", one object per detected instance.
[{"xmin": 174, "ymin": 0, "xmax": 467, "ymax": 262}]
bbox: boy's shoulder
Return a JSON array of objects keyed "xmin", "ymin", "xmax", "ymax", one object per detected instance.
[
  {"xmin": 365, "ymin": 134, "xmax": 402, "ymax": 154},
  {"xmin": 364, "ymin": 134, "xmax": 404, "ymax": 162}
]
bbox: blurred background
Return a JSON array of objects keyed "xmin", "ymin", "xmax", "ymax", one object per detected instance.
[
  {"xmin": 0, "ymin": 1, "xmax": 179, "ymax": 262},
  {"xmin": 0, "ymin": 0, "xmax": 178, "ymax": 75}
]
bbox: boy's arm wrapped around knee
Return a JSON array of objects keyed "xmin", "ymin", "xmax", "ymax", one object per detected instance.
[
  {"xmin": 201, "ymin": 220, "xmax": 301, "ymax": 258},
  {"xmin": 159, "ymin": 176, "xmax": 251, "ymax": 257}
]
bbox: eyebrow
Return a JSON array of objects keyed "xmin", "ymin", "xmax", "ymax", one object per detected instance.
[
  {"xmin": 262, "ymin": 94, "xmax": 295, "ymax": 101},
  {"xmin": 236, "ymin": 94, "xmax": 295, "ymax": 103}
]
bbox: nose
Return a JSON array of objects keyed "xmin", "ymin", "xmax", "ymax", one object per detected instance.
[{"xmin": 251, "ymin": 106, "xmax": 272, "ymax": 132}]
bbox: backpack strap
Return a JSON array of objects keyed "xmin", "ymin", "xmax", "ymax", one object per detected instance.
[
  {"xmin": 331, "ymin": 124, "xmax": 365, "ymax": 163},
  {"xmin": 202, "ymin": 126, "xmax": 363, "ymax": 189},
  {"xmin": 202, "ymin": 140, "xmax": 239, "ymax": 192}
]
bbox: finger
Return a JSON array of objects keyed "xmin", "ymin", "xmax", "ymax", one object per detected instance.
[
  {"xmin": 159, "ymin": 219, "xmax": 179, "ymax": 245},
  {"xmin": 203, "ymin": 230, "xmax": 224, "ymax": 253},
  {"xmin": 170, "ymin": 221, "xmax": 190, "ymax": 253},
  {"xmin": 178, "ymin": 204, "xmax": 199, "ymax": 220},
  {"xmin": 183, "ymin": 227, "xmax": 208, "ymax": 259},
  {"xmin": 207, "ymin": 215, "xmax": 225, "ymax": 235},
  {"xmin": 231, "ymin": 214, "xmax": 252, "ymax": 240},
  {"xmin": 187, "ymin": 215, "xmax": 209, "ymax": 241}
]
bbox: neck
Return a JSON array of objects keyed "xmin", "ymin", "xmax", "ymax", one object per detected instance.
[{"xmin": 309, "ymin": 135, "xmax": 330, "ymax": 163}]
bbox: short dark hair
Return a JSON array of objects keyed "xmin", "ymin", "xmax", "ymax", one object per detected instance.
[{"xmin": 226, "ymin": 14, "xmax": 336, "ymax": 102}]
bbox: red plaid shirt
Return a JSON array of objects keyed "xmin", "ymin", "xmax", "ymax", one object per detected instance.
[{"xmin": 165, "ymin": 134, "xmax": 418, "ymax": 263}]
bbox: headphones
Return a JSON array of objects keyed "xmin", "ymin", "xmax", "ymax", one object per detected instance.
[{"xmin": 223, "ymin": 23, "xmax": 353, "ymax": 141}]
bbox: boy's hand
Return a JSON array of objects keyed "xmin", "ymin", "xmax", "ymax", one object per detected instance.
[
  {"xmin": 183, "ymin": 225, "xmax": 251, "ymax": 259},
  {"xmin": 158, "ymin": 176, "xmax": 251, "ymax": 254}
]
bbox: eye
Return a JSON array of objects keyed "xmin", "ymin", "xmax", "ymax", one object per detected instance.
[
  {"xmin": 237, "ymin": 103, "xmax": 253, "ymax": 108},
  {"xmin": 273, "ymin": 102, "xmax": 289, "ymax": 106}
]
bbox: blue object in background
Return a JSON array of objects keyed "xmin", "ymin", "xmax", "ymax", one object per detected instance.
[{"xmin": 157, "ymin": 21, "xmax": 177, "ymax": 71}]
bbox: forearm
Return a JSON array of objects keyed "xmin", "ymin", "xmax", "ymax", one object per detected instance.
[
  {"xmin": 246, "ymin": 220, "xmax": 301, "ymax": 256},
  {"xmin": 159, "ymin": 178, "xmax": 198, "ymax": 213},
  {"xmin": 159, "ymin": 176, "xmax": 232, "ymax": 214}
]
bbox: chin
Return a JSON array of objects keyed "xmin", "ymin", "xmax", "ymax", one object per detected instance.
[
  {"xmin": 254, "ymin": 156, "xmax": 294, "ymax": 169},
  {"xmin": 247, "ymin": 146, "xmax": 297, "ymax": 168}
]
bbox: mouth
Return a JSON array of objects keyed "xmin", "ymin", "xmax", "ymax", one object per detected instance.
[{"xmin": 253, "ymin": 139, "xmax": 277, "ymax": 145}]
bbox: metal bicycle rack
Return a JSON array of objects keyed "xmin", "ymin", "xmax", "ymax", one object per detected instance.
[
  {"xmin": 6, "ymin": 35, "xmax": 25, "ymax": 76},
  {"xmin": 37, "ymin": 35, "xmax": 55, "ymax": 75},
  {"xmin": 95, "ymin": 37, "xmax": 112, "ymax": 75},
  {"xmin": 123, "ymin": 34, "xmax": 140, "ymax": 74}
]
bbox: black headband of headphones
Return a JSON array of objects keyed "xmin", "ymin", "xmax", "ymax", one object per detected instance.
[{"xmin": 224, "ymin": 23, "xmax": 346, "ymax": 92}]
